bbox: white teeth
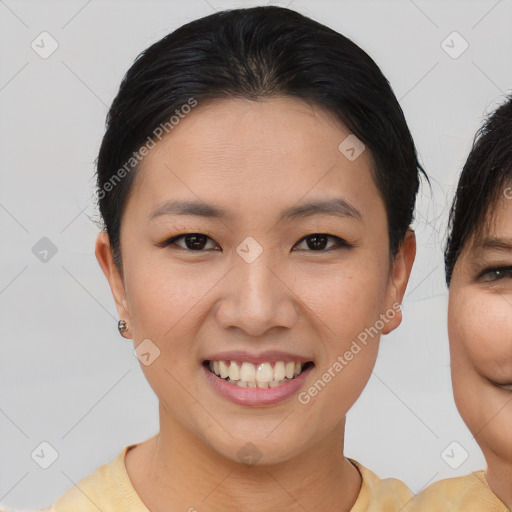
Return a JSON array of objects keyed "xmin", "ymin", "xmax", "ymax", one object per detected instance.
[
  {"xmin": 240, "ymin": 362, "xmax": 256, "ymax": 382},
  {"xmin": 285, "ymin": 362, "xmax": 295, "ymax": 379},
  {"xmin": 219, "ymin": 360, "xmax": 229, "ymax": 379},
  {"xmin": 228, "ymin": 361, "xmax": 240, "ymax": 381},
  {"xmin": 274, "ymin": 361, "xmax": 285, "ymax": 381},
  {"xmin": 208, "ymin": 359, "xmax": 309, "ymax": 387},
  {"xmin": 256, "ymin": 362, "xmax": 273, "ymax": 383}
]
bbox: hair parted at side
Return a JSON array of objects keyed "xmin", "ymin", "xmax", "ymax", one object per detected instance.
[
  {"xmin": 444, "ymin": 94, "xmax": 512, "ymax": 286},
  {"xmin": 96, "ymin": 5, "xmax": 426, "ymax": 267}
]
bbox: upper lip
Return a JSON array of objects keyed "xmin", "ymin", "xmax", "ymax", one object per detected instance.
[{"xmin": 203, "ymin": 350, "xmax": 313, "ymax": 365}]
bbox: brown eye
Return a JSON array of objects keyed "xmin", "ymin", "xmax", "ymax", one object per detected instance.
[
  {"xmin": 294, "ymin": 234, "xmax": 349, "ymax": 252},
  {"xmin": 164, "ymin": 233, "xmax": 219, "ymax": 251}
]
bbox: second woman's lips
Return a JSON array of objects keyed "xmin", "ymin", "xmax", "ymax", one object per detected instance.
[{"xmin": 490, "ymin": 378, "xmax": 512, "ymax": 391}]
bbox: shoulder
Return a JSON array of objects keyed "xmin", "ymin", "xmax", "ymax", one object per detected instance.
[
  {"xmin": 0, "ymin": 509, "xmax": 51, "ymax": 512},
  {"xmin": 349, "ymin": 459, "xmax": 413, "ymax": 511},
  {"xmin": 48, "ymin": 445, "xmax": 146, "ymax": 512},
  {"xmin": 48, "ymin": 459, "xmax": 116, "ymax": 512},
  {"xmin": 404, "ymin": 471, "xmax": 509, "ymax": 512}
]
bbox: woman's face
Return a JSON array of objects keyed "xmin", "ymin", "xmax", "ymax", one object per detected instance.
[
  {"xmin": 97, "ymin": 96, "xmax": 414, "ymax": 464},
  {"xmin": 449, "ymin": 191, "xmax": 512, "ymax": 464}
]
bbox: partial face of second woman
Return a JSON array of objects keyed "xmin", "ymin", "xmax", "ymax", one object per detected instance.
[{"xmin": 448, "ymin": 190, "xmax": 512, "ymax": 468}]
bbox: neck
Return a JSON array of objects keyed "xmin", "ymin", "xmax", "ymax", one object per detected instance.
[
  {"xmin": 485, "ymin": 452, "xmax": 512, "ymax": 509},
  {"xmin": 126, "ymin": 405, "xmax": 361, "ymax": 512}
]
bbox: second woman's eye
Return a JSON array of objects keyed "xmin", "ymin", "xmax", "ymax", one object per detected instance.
[{"xmin": 479, "ymin": 266, "xmax": 512, "ymax": 282}]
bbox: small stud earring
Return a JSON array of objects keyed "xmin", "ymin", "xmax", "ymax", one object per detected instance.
[{"xmin": 118, "ymin": 319, "xmax": 128, "ymax": 335}]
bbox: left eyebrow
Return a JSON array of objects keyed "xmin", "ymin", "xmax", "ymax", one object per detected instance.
[
  {"xmin": 278, "ymin": 198, "xmax": 362, "ymax": 222},
  {"xmin": 475, "ymin": 237, "xmax": 512, "ymax": 252},
  {"xmin": 148, "ymin": 197, "xmax": 362, "ymax": 223}
]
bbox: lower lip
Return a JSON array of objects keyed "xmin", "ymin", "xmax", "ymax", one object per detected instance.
[
  {"xmin": 489, "ymin": 378, "xmax": 512, "ymax": 391},
  {"xmin": 202, "ymin": 363, "xmax": 314, "ymax": 406}
]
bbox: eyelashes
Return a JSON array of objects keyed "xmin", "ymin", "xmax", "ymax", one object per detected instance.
[
  {"xmin": 158, "ymin": 232, "xmax": 352, "ymax": 253},
  {"xmin": 294, "ymin": 233, "xmax": 351, "ymax": 252},
  {"xmin": 159, "ymin": 233, "xmax": 218, "ymax": 251}
]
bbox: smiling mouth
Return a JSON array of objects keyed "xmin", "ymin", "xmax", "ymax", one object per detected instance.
[
  {"xmin": 490, "ymin": 379, "xmax": 512, "ymax": 391},
  {"xmin": 203, "ymin": 360, "xmax": 315, "ymax": 388}
]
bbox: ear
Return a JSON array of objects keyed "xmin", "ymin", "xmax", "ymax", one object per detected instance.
[
  {"xmin": 95, "ymin": 232, "xmax": 131, "ymax": 336},
  {"xmin": 382, "ymin": 229, "xmax": 416, "ymax": 335}
]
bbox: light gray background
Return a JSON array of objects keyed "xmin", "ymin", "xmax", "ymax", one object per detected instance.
[{"xmin": 1, "ymin": 0, "xmax": 511, "ymax": 508}]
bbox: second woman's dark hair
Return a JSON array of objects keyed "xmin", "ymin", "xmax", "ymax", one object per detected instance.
[
  {"xmin": 445, "ymin": 95, "xmax": 512, "ymax": 286},
  {"xmin": 96, "ymin": 5, "xmax": 426, "ymax": 267}
]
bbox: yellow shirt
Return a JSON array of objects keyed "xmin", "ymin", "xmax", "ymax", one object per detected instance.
[
  {"xmin": 405, "ymin": 471, "xmax": 510, "ymax": 512},
  {"xmin": 48, "ymin": 445, "xmax": 413, "ymax": 511}
]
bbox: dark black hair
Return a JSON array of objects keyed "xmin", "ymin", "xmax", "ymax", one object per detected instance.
[
  {"xmin": 96, "ymin": 5, "xmax": 426, "ymax": 267},
  {"xmin": 445, "ymin": 94, "xmax": 512, "ymax": 286}
]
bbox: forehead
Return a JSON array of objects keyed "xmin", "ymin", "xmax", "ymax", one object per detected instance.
[
  {"xmin": 143, "ymin": 96, "xmax": 357, "ymax": 164},
  {"xmin": 131, "ymin": 96, "xmax": 380, "ymax": 215},
  {"xmin": 463, "ymin": 190, "xmax": 512, "ymax": 256}
]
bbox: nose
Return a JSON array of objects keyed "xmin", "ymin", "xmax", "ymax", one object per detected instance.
[{"xmin": 215, "ymin": 249, "xmax": 299, "ymax": 337}]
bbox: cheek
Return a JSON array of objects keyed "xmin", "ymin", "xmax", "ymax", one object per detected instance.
[
  {"xmin": 291, "ymin": 254, "xmax": 389, "ymax": 386},
  {"xmin": 450, "ymin": 289, "xmax": 512, "ymax": 381},
  {"xmin": 449, "ymin": 286, "xmax": 512, "ymax": 463},
  {"xmin": 292, "ymin": 250, "xmax": 390, "ymax": 331},
  {"xmin": 122, "ymin": 244, "xmax": 215, "ymax": 349},
  {"xmin": 289, "ymin": 262, "xmax": 387, "ymax": 424}
]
